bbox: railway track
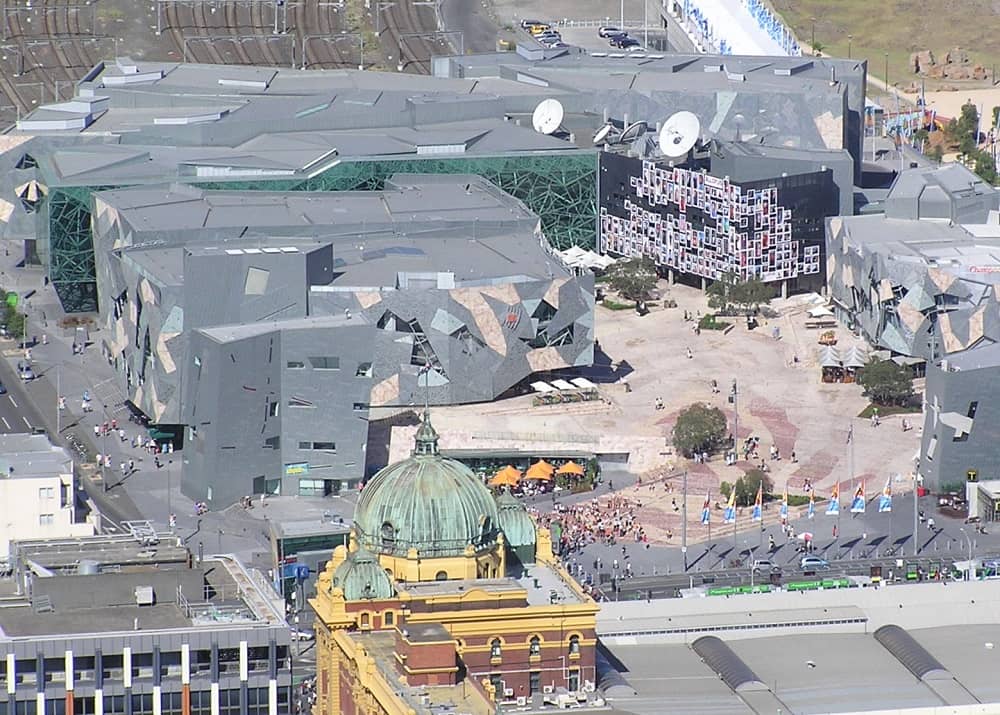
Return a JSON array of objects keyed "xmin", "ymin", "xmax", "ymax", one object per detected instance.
[
  {"xmin": 381, "ymin": 0, "xmax": 443, "ymax": 74},
  {"xmin": 295, "ymin": 0, "xmax": 347, "ymax": 69}
]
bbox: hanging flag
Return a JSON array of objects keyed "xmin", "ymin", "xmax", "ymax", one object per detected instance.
[
  {"xmin": 752, "ymin": 482, "xmax": 763, "ymax": 522},
  {"xmin": 779, "ymin": 482, "xmax": 789, "ymax": 524},
  {"xmin": 723, "ymin": 489, "xmax": 736, "ymax": 524},
  {"xmin": 701, "ymin": 492, "xmax": 711, "ymax": 525},
  {"xmin": 807, "ymin": 490, "xmax": 815, "ymax": 519},
  {"xmin": 878, "ymin": 476, "xmax": 892, "ymax": 513},
  {"xmin": 851, "ymin": 481, "xmax": 866, "ymax": 514},
  {"xmin": 826, "ymin": 483, "xmax": 840, "ymax": 516}
]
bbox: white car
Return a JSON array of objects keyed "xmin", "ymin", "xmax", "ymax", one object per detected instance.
[{"xmin": 290, "ymin": 628, "xmax": 315, "ymax": 641}]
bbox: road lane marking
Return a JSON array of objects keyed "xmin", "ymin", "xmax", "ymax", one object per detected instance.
[
  {"xmin": 7, "ymin": 396, "xmax": 16, "ymax": 408},
  {"xmin": 22, "ymin": 417, "xmax": 31, "ymax": 429},
  {"xmin": 1, "ymin": 418, "xmax": 8, "ymax": 430}
]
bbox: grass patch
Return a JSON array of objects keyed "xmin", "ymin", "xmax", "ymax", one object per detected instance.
[
  {"xmin": 770, "ymin": 0, "xmax": 1000, "ymax": 95},
  {"xmin": 858, "ymin": 402, "xmax": 922, "ymax": 419},
  {"xmin": 601, "ymin": 298, "xmax": 635, "ymax": 311},
  {"xmin": 698, "ymin": 314, "xmax": 731, "ymax": 331},
  {"xmin": 786, "ymin": 494, "xmax": 824, "ymax": 507}
]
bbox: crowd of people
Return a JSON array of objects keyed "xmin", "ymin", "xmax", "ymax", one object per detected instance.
[{"xmin": 533, "ymin": 494, "xmax": 649, "ymax": 557}]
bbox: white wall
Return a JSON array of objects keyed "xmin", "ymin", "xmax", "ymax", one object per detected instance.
[{"xmin": 0, "ymin": 473, "xmax": 94, "ymax": 556}]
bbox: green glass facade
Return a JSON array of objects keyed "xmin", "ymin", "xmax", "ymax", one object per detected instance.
[{"xmin": 44, "ymin": 152, "xmax": 597, "ymax": 312}]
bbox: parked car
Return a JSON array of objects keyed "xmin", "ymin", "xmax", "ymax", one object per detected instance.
[
  {"xmin": 17, "ymin": 362, "xmax": 34, "ymax": 381},
  {"xmin": 751, "ymin": 559, "xmax": 777, "ymax": 573},
  {"xmin": 0, "ymin": 381, "xmax": 7, "ymax": 395},
  {"xmin": 598, "ymin": 26, "xmax": 624, "ymax": 38},
  {"xmin": 289, "ymin": 628, "xmax": 315, "ymax": 641},
  {"xmin": 520, "ymin": 18, "xmax": 544, "ymax": 29},
  {"xmin": 535, "ymin": 30, "xmax": 560, "ymax": 40},
  {"xmin": 800, "ymin": 555, "xmax": 830, "ymax": 571},
  {"xmin": 610, "ymin": 36, "xmax": 641, "ymax": 49},
  {"xmin": 545, "ymin": 41, "xmax": 570, "ymax": 49},
  {"xmin": 528, "ymin": 24, "xmax": 552, "ymax": 36}
]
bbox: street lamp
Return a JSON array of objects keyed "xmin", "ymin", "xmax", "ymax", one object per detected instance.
[
  {"xmin": 810, "ymin": 16, "xmax": 815, "ymax": 50},
  {"xmin": 847, "ymin": 34, "xmax": 852, "ymax": 59},
  {"xmin": 884, "ymin": 52, "xmax": 889, "ymax": 89}
]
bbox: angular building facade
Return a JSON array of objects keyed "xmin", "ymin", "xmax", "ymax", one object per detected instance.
[
  {"xmin": 90, "ymin": 176, "xmax": 594, "ymax": 507},
  {"xmin": 825, "ymin": 164, "xmax": 1000, "ymax": 490}
]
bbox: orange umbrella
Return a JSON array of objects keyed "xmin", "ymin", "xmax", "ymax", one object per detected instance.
[
  {"xmin": 489, "ymin": 465, "xmax": 522, "ymax": 487},
  {"xmin": 525, "ymin": 461, "xmax": 554, "ymax": 481},
  {"xmin": 556, "ymin": 460, "xmax": 585, "ymax": 476}
]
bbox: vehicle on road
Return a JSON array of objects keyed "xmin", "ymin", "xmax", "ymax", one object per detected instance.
[
  {"xmin": 535, "ymin": 31, "xmax": 561, "ymax": 42},
  {"xmin": 520, "ymin": 18, "xmax": 544, "ymax": 29},
  {"xmin": 17, "ymin": 362, "xmax": 34, "ymax": 381},
  {"xmin": 751, "ymin": 559, "xmax": 777, "ymax": 573},
  {"xmin": 598, "ymin": 26, "xmax": 624, "ymax": 38},
  {"xmin": 610, "ymin": 36, "xmax": 641, "ymax": 49},
  {"xmin": 800, "ymin": 555, "xmax": 830, "ymax": 571},
  {"xmin": 528, "ymin": 24, "xmax": 552, "ymax": 36},
  {"xmin": 0, "ymin": 381, "xmax": 6, "ymax": 395}
]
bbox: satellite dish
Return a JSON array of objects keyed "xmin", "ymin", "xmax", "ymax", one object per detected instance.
[
  {"xmin": 593, "ymin": 124, "xmax": 613, "ymax": 145},
  {"xmin": 658, "ymin": 110, "xmax": 701, "ymax": 159},
  {"xmin": 618, "ymin": 121, "xmax": 647, "ymax": 144},
  {"xmin": 532, "ymin": 98, "xmax": 564, "ymax": 135}
]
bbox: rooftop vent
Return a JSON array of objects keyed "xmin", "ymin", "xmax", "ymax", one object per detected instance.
[{"xmin": 135, "ymin": 585, "xmax": 155, "ymax": 606}]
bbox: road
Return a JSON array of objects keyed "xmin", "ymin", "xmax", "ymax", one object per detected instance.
[
  {"xmin": 602, "ymin": 551, "xmax": 983, "ymax": 600},
  {"xmin": 0, "ymin": 351, "xmax": 47, "ymax": 434}
]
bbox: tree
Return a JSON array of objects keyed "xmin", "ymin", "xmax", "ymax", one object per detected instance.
[
  {"xmin": 739, "ymin": 469, "xmax": 774, "ymax": 507},
  {"xmin": 975, "ymin": 150, "xmax": 998, "ymax": 185},
  {"xmin": 706, "ymin": 271, "xmax": 738, "ymax": 314},
  {"xmin": 857, "ymin": 357, "xmax": 914, "ymax": 406},
  {"xmin": 733, "ymin": 277, "xmax": 773, "ymax": 316},
  {"xmin": 605, "ymin": 257, "xmax": 657, "ymax": 301},
  {"xmin": 672, "ymin": 403, "xmax": 728, "ymax": 458},
  {"xmin": 926, "ymin": 144, "xmax": 943, "ymax": 164}
]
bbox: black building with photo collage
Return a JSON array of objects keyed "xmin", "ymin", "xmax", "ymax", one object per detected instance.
[{"xmin": 598, "ymin": 151, "xmax": 839, "ymax": 296}]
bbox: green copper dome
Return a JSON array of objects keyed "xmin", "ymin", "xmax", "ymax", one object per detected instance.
[
  {"xmin": 331, "ymin": 548, "xmax": 394, "ymax": 600},
  {"xmin": 354, "ymin": 411, "xmax": 500, "ymax": 558},
  {"xmin": 496, "ymin": 489, "xmax": 537, "ymax": 549}
]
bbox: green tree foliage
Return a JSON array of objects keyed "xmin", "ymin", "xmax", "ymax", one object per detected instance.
[
  {"xmin": 942, "ymin": 102, "xmax": 998, "ymax": 185},
  {"xmin": 2, "ymin": 292, "xmax": 23, "ymax": 339},
  {"xmin": 706, "ymin": 271, "xmax": 738, "ymax": 313},
  {"xmin": 605, "ymin": 257, "xmax": 658, "ymax": 301},
  {"xmin": 857, "ymin": 357, "xmax": 914, "ymax": 406},
  {"xmin": 707, "ymin": 274, "xmax": 773, "ymax": 316},
  {"xmin": 672, "ymin": 403, "xmax": 728, "ymax": 458}
]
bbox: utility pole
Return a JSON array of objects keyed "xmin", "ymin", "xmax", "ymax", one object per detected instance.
[
  {"xmin": 620, "ymin": 0, "xmax": 624, "ymax": 29},
  {"xmin": 681, "ymin": 469, "xmax": 688, "ymax": 571},
  {"xmin": 731, "ymin": 379, "xmax": 739, "ymax": 455},
  {"xmin": 913, "ymin": 474, "xmax": 920, "ymax": 556},
  {"xmin": 56, "ymin": 364, "xmax": 61, "ymax": 434}
]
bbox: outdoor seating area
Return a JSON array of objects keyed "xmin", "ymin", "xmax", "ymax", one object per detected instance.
[
  {"xmin": 486, "ymin": 459, "xmax": 594, "ymax": 496},
  {"xmin": 819, "ymin": 345, "xmax": 867, "ymax": 383},
  {"xmin": 531, "ymin": 377, "xmax": 601, "ymax": 406}
]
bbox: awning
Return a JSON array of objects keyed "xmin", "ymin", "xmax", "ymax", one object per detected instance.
[
  {"xmin": 489, "ymin": 465, "xmax": 522, "ymax": 487},
  {"xmin": 807, "ymin": 306, "xmax": 835, "ymax": 318},
  {"xmin": 571, "ymin": 377, "xmax": 598, "ymax": 390},
  {"xmin": 550, "ymin": 379, "xmax": 576, "ymax": 391},
  {"xmin": 531, "ymin": 381, "xmax": 556, "ymax": 393},
  {"xmin": 556, "ymin": 461, "xmax": 585, "ymax": 475},
  {"xmin": 819, "ymin": 346, "xmax": 841, "ymax": 368}
]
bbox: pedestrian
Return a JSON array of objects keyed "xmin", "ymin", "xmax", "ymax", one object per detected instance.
[
  {"xmin": 94, "ymin": 424, "xmax": 100, "ymax": 438},
  {"xmin": 832, "ymin": 524, "xmax": 838, "ymax": 538},
  {"xmin": 111, "ymin": 419, "xmax": 117, "ymax": 431},
  {"xmin": 128, "ymin": 458, "xmax": 134, "ymax": 472},
  {"xmin": 686, "ymin": 347, "xmax": 693, "ymax": 359},
  {"xmin": 104, "ymin": 455, "xmax": 111, "ymax": 468},
  {"xmin": 169, "ymin": 514, "xmax": 176, "ymax": 528},
  {"xmin": 119, "ymin": 461, "xmax": 126, "ymax": 475},
  {"xmin": 119, "ymin": 428, "xmax": 126, "ymax": 442}
]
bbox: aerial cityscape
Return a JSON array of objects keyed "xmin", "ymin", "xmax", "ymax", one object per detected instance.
[{"xmin": 1, "ymin": 0, "xmax": 1000, "ymax": 714}]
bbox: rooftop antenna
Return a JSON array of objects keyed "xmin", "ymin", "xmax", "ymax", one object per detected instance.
[
  {"xmin": 618, "ymin": 120, "xmax": 648, "ymax": 144},
  {"xmin": 531, "ymin": 98, "xmax": 565, "ymax": 135},
  {"xmin": 658, "ymin": 110, "xmax": 701, "ymax": 159}
]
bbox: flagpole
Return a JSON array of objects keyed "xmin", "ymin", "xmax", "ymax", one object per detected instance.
[{"xmin": 682, "ymin": 470, "xmax": 688, "ymax": 572}]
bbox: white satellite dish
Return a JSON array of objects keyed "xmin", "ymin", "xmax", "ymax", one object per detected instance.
[
  {"xmin": 532, "ymin": 98, "xmax": 565, "ymax": 135},
  {"xmin": 593, "ymin": 124, "xmax": 613, "ymax": 145},
  {"xmin": 658, "ymin": 110, "xmax": 701, "ymax": 159}
]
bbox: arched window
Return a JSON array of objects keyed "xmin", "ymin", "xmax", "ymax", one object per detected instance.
[
  {"xmin": 435, "ymin": 570, "xmax": 448, "ymax": 581},
  {"xmin": 529, "ymin": 636, "xmax": 541, "ymax": 656},
  {"xmin": 384, "ymin": 611, "xmax": 394, "ymax": 626},
  {"xmin": 568, "ymin": 635, "xmax": 580, "ymax": 655},
  {"xmin": 380, "ymin": 521, "xmax": 396, "ymax": 547},
  {"xmin": 490, "ymin": 638, "xmax": 502, "ymax": 659},
  {"xmin": 360, "ymin": 612, "xmax": 370, "ymax": 628}
]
